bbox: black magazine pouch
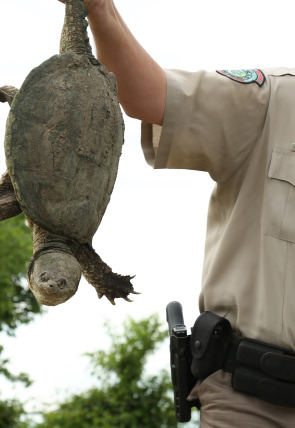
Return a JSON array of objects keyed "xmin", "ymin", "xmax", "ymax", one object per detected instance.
[{"xmin": 190, "ymin": 312, "xmax": 232, "ymax": 380}]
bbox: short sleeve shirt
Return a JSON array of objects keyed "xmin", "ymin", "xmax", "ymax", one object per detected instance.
[{"xmin": 141, "ymin": 67, "xmax": 295, "ymax": 350}]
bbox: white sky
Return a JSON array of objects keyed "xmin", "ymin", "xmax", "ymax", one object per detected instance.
[{"xmin": 1, "ymin": 0, "xmax": 295, "ymax": 418}]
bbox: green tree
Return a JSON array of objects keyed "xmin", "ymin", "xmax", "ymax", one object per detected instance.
[
  {"xmin": 0, "ymin": 213, "xmax": 42, "ymax": 427},
  {"xmin": 0, "ymin": 399, "xmax": 29, "ymax": 428},
  {"xmin": 37, "ymin": 315, "xmax": 180, "ymax": 428},
  {"xmin": 0, "ymin": 214, "xmax": 42, "ymax": 335}
]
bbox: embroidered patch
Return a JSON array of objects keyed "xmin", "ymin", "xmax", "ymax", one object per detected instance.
[{"xmin": 216, "ymin": 69, "xmax": 266, "ymax": 87}]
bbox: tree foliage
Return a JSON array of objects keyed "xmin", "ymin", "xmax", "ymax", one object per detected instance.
[
  {"xmin": 0, "ymin": 344, "xmax": 31, "ymax": 388},
  {"xmin": 0, "ymin": 213, "xmax": 42, "ymax": 427},
  {"xmin": 0, "ymin": 399, "xmax": 28, "ymax": 428},
  {"xmin": 0, "ymin": 214, "xmax": 42, "ymax": 335},
  {"xmin": 37, "ymin": 315, "xmax": 179, "ymax": 428}
]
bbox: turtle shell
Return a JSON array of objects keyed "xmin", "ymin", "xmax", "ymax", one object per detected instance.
[{"xmin": 5, "ymin": 51, "xmax": 124, "ymax": 244}]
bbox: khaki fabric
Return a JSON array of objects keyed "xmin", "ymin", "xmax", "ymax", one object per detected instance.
[
  {"xmin": 141, "ymin": 67, "xmax": 295, "ymax": 350},
  {"xmin": 192, "ymin": 370, "xmax": 295, "ymax": 427}
]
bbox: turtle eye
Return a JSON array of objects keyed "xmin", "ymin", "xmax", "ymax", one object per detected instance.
[
  {"xmin": 57, "ymin": 278, "xmax": 67, "ymax": 289},
  {"xmin": 40, "ymin": 272, "xmax": 50, "ymax": 282}
]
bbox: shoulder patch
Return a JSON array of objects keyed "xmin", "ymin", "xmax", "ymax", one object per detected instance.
[{"xmin": 216, "ymin": 69, "xmax": 266, "ymax": 87}]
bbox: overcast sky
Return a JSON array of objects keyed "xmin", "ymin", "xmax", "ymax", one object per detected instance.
[{"xmin": 1, "ymin": 0, "xmax": 295, "ymax": 417}]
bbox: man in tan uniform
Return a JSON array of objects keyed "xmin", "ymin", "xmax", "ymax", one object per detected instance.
[
  {"xmin": 143, "ymin": 68, "xmax": 295, "ymax": 427},
  {"xmin": 59, "ymin": 0, "xmax": 295, "ymax": 426}
]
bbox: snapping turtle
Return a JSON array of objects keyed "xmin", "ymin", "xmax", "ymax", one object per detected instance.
[{"xmin": 0, "ymin": 0, "xmax": 137, "ymax": 306}]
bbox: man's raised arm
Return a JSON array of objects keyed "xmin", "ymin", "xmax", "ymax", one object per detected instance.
[{"xmin": 59, "ymin": 0, "xmax": 166, "ymax": 125}]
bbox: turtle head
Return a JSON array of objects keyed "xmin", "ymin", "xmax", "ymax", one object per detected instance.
[{"xmin": 28, "ymin": 251, "xmax": 81, "ymax": 306}]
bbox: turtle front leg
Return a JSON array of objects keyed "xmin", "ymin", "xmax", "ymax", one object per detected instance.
[
  {"xmin": 0, "ymin": 85, "xmax": 19, "ymax": 106},
  {"xmin": 0, "ymin": 86, "xmax": 22, "ymax": 221},
  {"xmin": 0, "ymin": 171, "xmax": 22, "ymax": 221},
  {"xmin": 74, "ymin": 243, "xmax": 138, "ymax": 305}
]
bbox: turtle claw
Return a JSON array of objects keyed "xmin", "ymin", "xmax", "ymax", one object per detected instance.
[
  {"xmin": 95, "ymin": 272, "xmax": 138, "ymax": 305},
  {"xmin": 107, "ymin": 297, "xmax": 116, "ymax": 306}
]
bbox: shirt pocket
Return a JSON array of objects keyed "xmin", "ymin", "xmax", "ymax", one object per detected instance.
[{"xmin": 264, "ymin": 149, "xmax": 295, "ymax": 243}]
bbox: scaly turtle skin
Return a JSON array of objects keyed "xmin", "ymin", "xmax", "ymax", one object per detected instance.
[{"xmin": 0, "ymin": 0, "xmax": 137, "ymax": 306}]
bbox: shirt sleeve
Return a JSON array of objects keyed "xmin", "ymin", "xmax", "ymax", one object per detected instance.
[{"xmin": 141, "ymin": 69, "xmax": 270, "ymax": 182}]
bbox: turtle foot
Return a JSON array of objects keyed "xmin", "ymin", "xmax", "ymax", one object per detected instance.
[
  {"xmin": 74, "ymin": 243, "xmax": 139, "ymax": 305},
  {"xmin": 0, "ymin": 171, "xmax": 22, "ymax": 221},
  {"xmin": 0, "ymin": 86, "xmax": 19, "ymax": 106},
  {"xmin": 0, "ymin": 88, "xmax": 22, "ymax": 221},
  {"xmin": 96, "ymin": 273, "xmax": 138, "ymax": 305}
]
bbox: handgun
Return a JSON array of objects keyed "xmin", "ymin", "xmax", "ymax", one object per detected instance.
[{"xmin": 166, "ymin": 301, "xmax": 198, "ymax": 422}]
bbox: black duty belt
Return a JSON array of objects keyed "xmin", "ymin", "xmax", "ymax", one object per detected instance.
[
  {"xmin": 190, "ymin": 311, "xmax": 295, "ymax": 407},
  {"xmin": 224, "ymin": 337, "xmax": 295, "ymax": 407}
]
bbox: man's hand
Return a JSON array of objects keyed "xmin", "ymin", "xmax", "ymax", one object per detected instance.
[{"xmin": 57, "ymin": 0, "xmax": 166, "ymax": 125}]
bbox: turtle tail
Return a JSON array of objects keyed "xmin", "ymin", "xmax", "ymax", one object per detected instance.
[
  {"xmin": 74, "ymin": 243, "xmax": 139, "ymax": 305},
  {"xmin": 60, "ymin": 0, "xmax": 100, "ymax": 65}
]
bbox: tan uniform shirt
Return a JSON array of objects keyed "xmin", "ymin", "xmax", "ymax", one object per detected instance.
[{"xmin": 141, "ymin": 67, "xmax": 295, "ymax": 350}]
